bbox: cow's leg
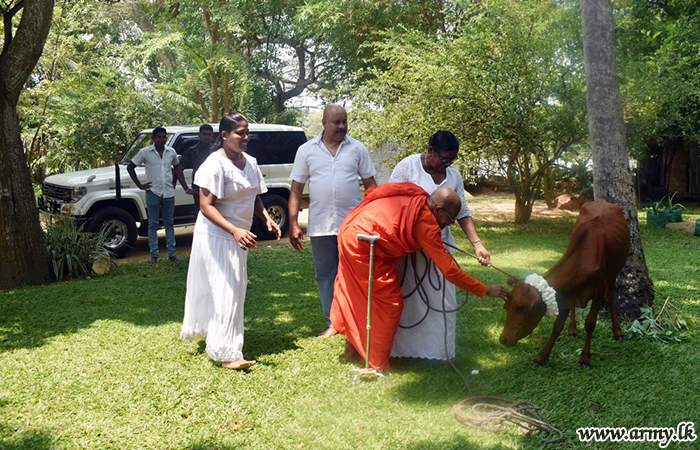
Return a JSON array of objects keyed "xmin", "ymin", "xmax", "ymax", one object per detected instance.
[
  {"xmin": 579, "ymin": 297, "xmax": 603, "ymax": 367},
  {"xmin": 605, "ymin": 283, "xmax": 625, "ymax": 340},
  {"xmin": 568, "ymin": 309, "xmax": 578, "ymax": 337},
  {"xmin": 533, "ymin": 309, "xmax": 569, "ymax": 367}
]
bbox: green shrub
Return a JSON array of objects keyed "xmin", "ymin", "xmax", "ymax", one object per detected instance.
[{"xmin": 44, "ymin": 219, "xmax": 115, "ymax": 281}]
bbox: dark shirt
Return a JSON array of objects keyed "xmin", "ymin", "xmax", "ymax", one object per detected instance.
[{"xmin": 180, "ymin": 141, "xmax": 214, "ymax": 187}]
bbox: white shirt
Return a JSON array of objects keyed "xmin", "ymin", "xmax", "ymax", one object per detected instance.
[
  {"xmin": 389, "ymin": 153, "xmax": 471, "ymax": 248},
  {"xmin": 291, "ymin": 133, "xmax": 376, "ymax": 236},
  {"xmin": 194, "ymin": 152, "xmax": 267, "ymax": 240},
  {"xmin": 131, "ymin": 145, "xmax": 179, "ymax": 198}
]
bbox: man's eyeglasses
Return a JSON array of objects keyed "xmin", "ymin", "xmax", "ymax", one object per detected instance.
[{"xmin": 442, "ymin": 208, "xmax": 456, "ymax": 224}]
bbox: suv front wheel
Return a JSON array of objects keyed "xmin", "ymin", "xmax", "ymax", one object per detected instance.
[
  {"xmin": 87, "ymin": 207, "xmax": 138, "ymax": 258},
  {"xmin": 253, "ymin": 194, "xmax": 289, "ymax": 240}
]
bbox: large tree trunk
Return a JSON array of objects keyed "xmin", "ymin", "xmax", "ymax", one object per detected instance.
[
  {"xmin": 514, "ymin": 194, "xmax": 533, "ymax": 224},
  {"xmin": 0, "ymin": 0, "xmax": 55, "ymax": 290},
  {"xmin": 580, "ymin": 0, "xmax": 654, "ymax": 318},
  {"xmin": 0, "ymin": 100, "xmax": 50, "ymax": 289}
]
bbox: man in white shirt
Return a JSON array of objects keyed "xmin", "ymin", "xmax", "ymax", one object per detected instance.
[
  {"xmin": 127, "ymin": 127, "xmax": 182, "ymax": 263},
  {"xmin": 289, "ymin": 104, "xmax": 377, "ymax": 338}
]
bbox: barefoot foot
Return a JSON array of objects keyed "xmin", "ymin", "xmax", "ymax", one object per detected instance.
[
  {"xmin": 318, "ymin": 326, "xmax": 337, "ymax": 338},
  {"xmin": 342, "ymin": 340, "xmax": 362, "ymax": 363},
  {"xmin": 222, "ymin": 359, "xmax": 256, "ymax": 370}
]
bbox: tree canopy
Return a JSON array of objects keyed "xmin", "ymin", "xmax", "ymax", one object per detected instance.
[
  {"xmin": 352, "ymin": 0, "xmax": 588, "ymax": 223},
  {"xmin": 10, "ymin": 0, "xmax": 700, "ymax": 206}
]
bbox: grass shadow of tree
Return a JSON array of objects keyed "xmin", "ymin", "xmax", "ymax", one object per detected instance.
[
  {"xmin": 0, "ymin": 424, "xmax": 54, "ymax": 450},
  {"xmin": 0, "ymin": 259, "xmax": 196, "ymax": 352},
  {"xmin": 241, "ymin": 244, "xmax": 323, "ymax": 360},
  {"xmin": 0, "ymin": 245, "xmax": 322, "ymax": 359}
]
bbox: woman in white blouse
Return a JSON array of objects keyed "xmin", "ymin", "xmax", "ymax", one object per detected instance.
[
  {"xmin": 181, "ymin": 113, "xmax": 280, "ymax": 369},
  {"xmin": 389, "ymin": 130, "xmax": 491, "ymax": 360}
]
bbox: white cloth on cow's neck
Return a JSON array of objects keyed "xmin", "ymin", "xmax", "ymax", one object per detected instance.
[{"xmin": 524, "ymin": 274, "xmax": 558, "ymax": 317}]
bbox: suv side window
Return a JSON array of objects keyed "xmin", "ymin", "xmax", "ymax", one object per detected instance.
[
  {"xmin": 171, "ymin": 133, "xmax": 221, "ymax": 156},
  {"xmin": 245, "ymin": 131, "xmax": 307, "ymax": 165}
]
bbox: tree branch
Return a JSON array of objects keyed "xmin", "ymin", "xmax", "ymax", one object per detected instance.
[
  {"xmin": 0, "ymin": 0, "xmax": 54, "ymax": 102},
  {"xmin": 1, "ymin": 0, "xmax": 24, "ymax": 55}
]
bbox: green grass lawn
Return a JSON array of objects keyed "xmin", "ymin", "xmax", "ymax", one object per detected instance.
[{"xmin": 1, "ymin": 206, "xmax": 699, "ymax": 449}]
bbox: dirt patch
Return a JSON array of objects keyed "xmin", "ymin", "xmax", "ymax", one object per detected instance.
[
  {"xmin": 467, "ymin": 192, "xmax": 578, "ymax": 222},
  {"xmin": 667, "ymin": 221, "xmax": 697, "ymax": 234}
]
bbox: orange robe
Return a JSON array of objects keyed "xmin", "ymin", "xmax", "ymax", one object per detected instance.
[{"xmin": 330, "ymin": 183, "xmax": 487, "ymax": 370}]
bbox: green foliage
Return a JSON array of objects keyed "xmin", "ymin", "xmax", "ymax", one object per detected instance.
[
  {"xmin": 546, "ymin": 157, "xmax": 594, "ymax": 202},
  {"xmin": 297, "ymin": 0, "xmax": 447, "ymax": 90},
  {"xmin": 18, "ymin": 0, "xmax": 448, "ymax": 174},
  {"xmin": 352, "ymin": 0, "xmax": 588, "ymax": 223},
  {"xmin": 19, "ymin": 0, "xmax": 200, "ymax": 183},
  {"xmin": 625, "ymin": 300, "xmax": 694, "ymax": 344},
  {"xmin": 617, "ymin": 0, "xmax": 700, "ymax": 156},
  {"xmin": 660, "ymin": 192, "xmax": 685, "ymax": 211},
  {"xmin": 302, "ymin": 110, "xmax": 324, "ymax": 137},
  {"xmin": 44, "ymin": 219, "xmax": 115, "ymax": 282},
  {"xmin": 647, "ymin": 192, "xmax": 684, "ymax": 214},
  {"xmin": 22, "ymin": 69, "xmax": 157, "ymax": 174}
]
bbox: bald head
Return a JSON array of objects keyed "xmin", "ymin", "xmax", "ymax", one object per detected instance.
[
  {"xmin": 322, "ymin": 104, "xmax": 348, "ymax": 145},
  {"xmin": 323, "ymin": 104, "xmax": 346, "ymax": 120},
  {"xmin": 427, "ymin": 187, "xmax": 461, "ymax": 229}
]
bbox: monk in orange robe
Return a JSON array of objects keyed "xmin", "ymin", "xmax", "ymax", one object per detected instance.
[{"xmin": 330, "ymin": 183, "xmax": 508, "ymax": 370}]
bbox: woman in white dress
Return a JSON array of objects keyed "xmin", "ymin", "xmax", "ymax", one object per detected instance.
[
  {"xmin": 390, "ymin": 130, "xmax": 491, "ymax": 360},
  {"xmin": 181, "ymin": 113, "xmax": 281, "ymax": 369}
]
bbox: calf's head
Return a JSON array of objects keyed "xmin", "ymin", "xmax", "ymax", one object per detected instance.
[{"xmin": 499, "ymin": 281, "xmax": 547, "ymax": 347}]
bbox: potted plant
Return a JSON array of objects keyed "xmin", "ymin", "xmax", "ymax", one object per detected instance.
[
  {"xmin": 661, "ymin": 192, "xmax": 685, "ymax": 223},
  {"xmin": 646, "ymin": 198, "xmax": 667, "ymax": 228}
]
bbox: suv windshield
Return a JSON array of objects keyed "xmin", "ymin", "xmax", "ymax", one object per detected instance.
[{"xmin": 119, "ymin": 133, "xmax": 174, "ymax": 163}]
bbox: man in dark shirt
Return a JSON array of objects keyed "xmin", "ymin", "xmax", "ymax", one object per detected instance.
[{"xmin": 176, "ymin": 124, "xmax": 214, "ymax": 211}]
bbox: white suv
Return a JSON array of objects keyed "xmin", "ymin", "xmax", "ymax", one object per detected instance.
[{"xmin": 38, "ymin": 123, "xmax": 308, "ymax": 257}]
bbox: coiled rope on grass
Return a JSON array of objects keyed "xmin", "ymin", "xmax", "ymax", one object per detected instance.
[{"xmin": 453, "ymin": 396, "xmax": 564, "ymax": 443}]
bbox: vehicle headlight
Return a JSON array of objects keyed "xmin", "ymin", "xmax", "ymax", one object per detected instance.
[{"xmin": 72, "ymin": 187, "xmax": 87, "ymax": 202}]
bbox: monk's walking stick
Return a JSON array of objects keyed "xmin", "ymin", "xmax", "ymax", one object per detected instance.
[{"xmin": 350, "ymin": 233, "xmax": 385, "ymax": 383}]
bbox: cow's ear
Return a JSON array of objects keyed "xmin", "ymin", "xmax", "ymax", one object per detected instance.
[{"xmin": 507, "ymin": 276, "xmax": 518, "ymax": 286}]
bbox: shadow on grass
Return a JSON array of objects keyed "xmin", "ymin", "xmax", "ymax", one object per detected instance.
[
  {"xmin": 243, "ymin": 245, "xmax": 324, "ymax": 360},
  {"xmin": 0, "ymin": 244, "xmax": 324, "ymax": 359},
  {"xmin": 0, "ymin": 424, "xmax": 54, "ymax": 450},
  {"xmin": 0, "ymin": 261, "xmax": 190, "ymax": 352}
]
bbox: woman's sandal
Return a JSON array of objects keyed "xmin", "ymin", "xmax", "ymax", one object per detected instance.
[{"xmin": 222, "ymin": 359, "xmax": 256, "ymax": 370}]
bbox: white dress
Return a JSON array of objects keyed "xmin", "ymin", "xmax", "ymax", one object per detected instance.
[
  {"xmin": 389, "ymin": 154, "xmax": 472, "ymax": 360},
  {"xmin": 180, "ymin": 152, "xmax": 267, "ymax": 362}
]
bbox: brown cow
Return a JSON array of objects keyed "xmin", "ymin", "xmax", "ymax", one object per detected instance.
[{"xmin": 499, "ymin": 200, "xmax": 631, "ymax": 367}]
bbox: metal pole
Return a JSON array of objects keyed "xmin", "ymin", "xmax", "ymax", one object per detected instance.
[
  {"xmin": 115, "ymin": 164, "xmax": 122, "ymax": 200},
  {"xmin": 364, "ymin": 237, "xmax": 376, "ymax": 369},
  {"xmin": 350, "ymin": 233, "xmax": 384, "ymax": 382}
]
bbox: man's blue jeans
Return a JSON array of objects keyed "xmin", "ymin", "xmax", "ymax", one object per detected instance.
[
  {"xmin": 146, "ymin": 191, "xmax": 176, "ymax": 258},
  {"xmin": 310, "ymin": 235, "xmax": 339, "ymax": 326}
]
